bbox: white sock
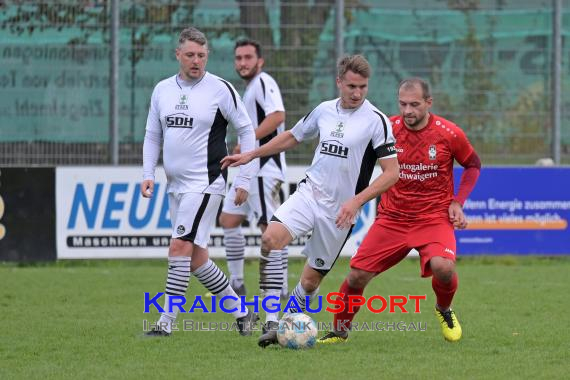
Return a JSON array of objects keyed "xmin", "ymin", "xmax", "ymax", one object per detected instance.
[
  {"xmin": 216, "ymin": 285, "xmax": 248, "ymax": 319},
  {"xmin": 262, "ymin": 289, "xmax": 281, "ymax": 323}
]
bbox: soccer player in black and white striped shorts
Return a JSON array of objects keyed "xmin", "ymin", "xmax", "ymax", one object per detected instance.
[
  {"xmin": 222, "ymin": 54, "xmax": 400, "ymax": 347},
  {"xmin": 141, "ymin": 27, "xmax": 259, "ymax": 337}
]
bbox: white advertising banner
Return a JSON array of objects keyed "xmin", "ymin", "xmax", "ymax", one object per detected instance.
[{"xmin": 56, "ymin": 166, "xmax": 380, "ymax": 259}]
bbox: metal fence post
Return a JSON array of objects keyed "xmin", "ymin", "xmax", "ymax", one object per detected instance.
[
  {"xmin": 335, "ymin": 0, "xmax": 344, "ymax": 61},
  {"xmin": 109, "ymin": 0, "xmax": 120, "ymax": 165},
  {"xmin": 334, "ymin": 0, "xmax": 344, "ymax": 99},
  {"xmin": 552, "ymin": 0, "xmax": 562, "ymax": 165}
]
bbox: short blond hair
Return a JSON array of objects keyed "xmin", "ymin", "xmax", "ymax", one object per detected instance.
[
  {"xmin": 337, "ymin": 55, "xmax": 371, "ymax": 79},
  {"xmin": 178, "ymin": 27, "xmax": 208, "ymax": 48}
]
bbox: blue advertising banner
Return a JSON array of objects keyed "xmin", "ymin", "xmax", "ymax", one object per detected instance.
[{"xmin": 455, "ymin": 167, "xmax": 570, "ymax": 255}]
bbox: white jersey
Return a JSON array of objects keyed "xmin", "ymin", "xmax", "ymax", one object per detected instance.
[
  {"xmin": 243, "ymin": 72, "xmax": 286, "ymax": 181},
  {"xmin": 290, "ymin": 98, "xmax": 396, "ymax": 216},
  {"xmin": 143, "ymin": 72, "xmax": 255, "ymax": 195}
]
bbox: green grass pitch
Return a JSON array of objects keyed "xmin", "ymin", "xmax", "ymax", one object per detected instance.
[{"xmin": 1, "ymin": 256, "xmax": 568, "ymax": 379}]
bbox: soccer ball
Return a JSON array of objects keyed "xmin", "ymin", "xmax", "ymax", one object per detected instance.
[{"xmin": 276, "ymin": 313, "xmax": 318, "ymax": 349}]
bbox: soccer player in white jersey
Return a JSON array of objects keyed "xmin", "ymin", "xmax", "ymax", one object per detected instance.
[
  {"xmin": 219, "ymin": 39, "xmax": 289, "ymax": 302},
  {"xmin": 222, "ymin": 55, "xmax": 400, "ymax": 347},
  {"xmin": 141, "ymin": 27, "xmax": 259, "ymax": 337}
]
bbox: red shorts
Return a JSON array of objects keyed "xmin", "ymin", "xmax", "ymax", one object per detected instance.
[{"xmin": 350, "ymin": 216, "xmax": 457, "ymax": 277}]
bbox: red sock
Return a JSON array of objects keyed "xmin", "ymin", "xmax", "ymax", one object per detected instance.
[
  {"xmin": 333, "ymin": 278, "xmax": 364, "ymax": 332},
  {"xmin": 432, "ymin": 272, "xmax": 458, "ymax": 310}
]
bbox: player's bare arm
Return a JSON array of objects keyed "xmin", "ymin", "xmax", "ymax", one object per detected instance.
[
  {"xmin": 335, "ymin": 156, "xmax": 399, "ymax": 229},
  {"xmin": 221, "ymin": 130, "xmax": 299, "ymax": 169},
  {"xmin": 141, "ymin": 126, "xmax": 161, "ymax": 199},
  {"xmin": 140, "ymin": 179, "xmax": 155, "ymax": 198},
  {"xmin": 254, "ymin": 111, "xmax": 285, "ymax": 140},
  {"xmin": 451, "ymin": 150, "xmax": 481, "ymax": 229}
]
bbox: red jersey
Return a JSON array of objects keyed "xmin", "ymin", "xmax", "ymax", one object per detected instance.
[{"xmin": 379, "ymin": 114, "xmax": 474, "ymax": 221}]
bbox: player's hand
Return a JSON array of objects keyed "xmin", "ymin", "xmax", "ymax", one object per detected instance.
[
  {"xmin": 449, "ymin": 200, "xmax": 468, "ymax": 229},
  {"xmin": 336, "ymin": 198, "xmax": 360, "ymax": 229},
  {"xmin": 234, "ymin": 188, "xmax": 249, "ymax": 206},
  {"xmin": 220, "ymin": 152, "xmax": 255, "ymax": 170},
  {"xmin": 232, "ymin": 144, "xmax": 241, "ymax": 154},
  {"xmin": 140, "ymin": 179, "xmax": 154, "ymax": 198}
]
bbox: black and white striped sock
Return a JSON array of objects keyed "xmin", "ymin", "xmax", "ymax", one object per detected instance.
[
  {"xmin": 157, "ymin": 256, "xmax": 191, "ymax": 332},
  {"xmin": 260, "ymin": 250, "xmax": 283, "ymax": 323},
  {"xmin": 290, "ymin": 281, "xmax": 319, "ymax": 313},
  {"xmin": 224, "ymin": 227, "xmax": 246, "ymax": 286},
  {"xmin": 192, "ymin": 259, "xmax": 247, "ymax": 318},
  {"xmin": 281, "ymin": 247, "xmax": 289, "ymax": 296}
]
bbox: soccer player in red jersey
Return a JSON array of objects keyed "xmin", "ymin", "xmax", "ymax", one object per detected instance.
[{"xmin": 319, "ymin": 78, "xmax": 481, "ymax": 343}]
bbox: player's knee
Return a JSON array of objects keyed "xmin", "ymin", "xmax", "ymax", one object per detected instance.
[
  {"xmin": 346, "ymin": 269, "xmax": 373, "ymax": 289},
  {"xmin": 219, "ymin": 213, "xmax": 239, "ymax": 229},
  {"xmin": 218, "ymin": 214, "xmax": 228, "ymax": 228},
  {"xmin": 261, "ymin": 232, "xmax": 281, "ymax": 253},
  {"xmin": 431, "ymin": 257, "xmax": 455, "ymax": 283},
  {"xmin": 169, "ymin": 238, "xmax": 192, "ymax": 257},
  {"xmin": 433, "ymin": 269, "xmax": 454, "ymax": 283},
  {"xmin": 300, "ymin": 277, "xmax": 320, "ymax": 293}
]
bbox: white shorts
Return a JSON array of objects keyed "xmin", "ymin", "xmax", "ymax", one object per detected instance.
[
  {"xmin": 222, "ymin": 177, "xmax": 283, "ymax": 226},
  {"xmin": 272, "ymin": 179, "xmax": 353, "ymax": 274},
  {"xmin": 168, "ymin": 192, "xmax": 223, "ymax": 248}
]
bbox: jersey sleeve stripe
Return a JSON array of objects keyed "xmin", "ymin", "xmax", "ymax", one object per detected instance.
[
  {"xmin": 302, "ymin": 110, "xmax": 314, "ymax": 122},
  {"xmin": 259, "ymin": 77, "xmax": 266, "ymax": 99},
  {"xmin": 218, "ymin": 79, "xmax": 237, "ymax": 109},
  {"xmin": 355, "ymin": 142, "xmax": 378, "ymax": 194},
  {"xmin": 374, "ymin": 143, "xmax": 396, "ymax": 158},
  {"xmin": 373, "ymin": 110, "xmax": 389, "ymax": 145}
]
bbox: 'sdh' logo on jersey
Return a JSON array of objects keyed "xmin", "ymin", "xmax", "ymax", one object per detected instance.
[
  {"xmin": 314, "ymin": 258, "xmax": 325, "ymax": 267},
  {"xmin": 177, "ymin": 225, "xmax": 185, "ymax": 235},
  {"xmin": 176, "ymin": 94, "xmax": 189, "ymax": 110},
  {"xmin": 166, "ymin": 113, "xmax": 194, "ymax": 128},
  {"xmin": 428, "ymin": 145, "xmax": 437, "ymax": 160},
  {"xmin": 320, "ymin": 140, "xmax": 349, "ymax": 159},
  {"xmin": 330, "ymin": 121, "xmax": 344, "ymax": 138}
]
